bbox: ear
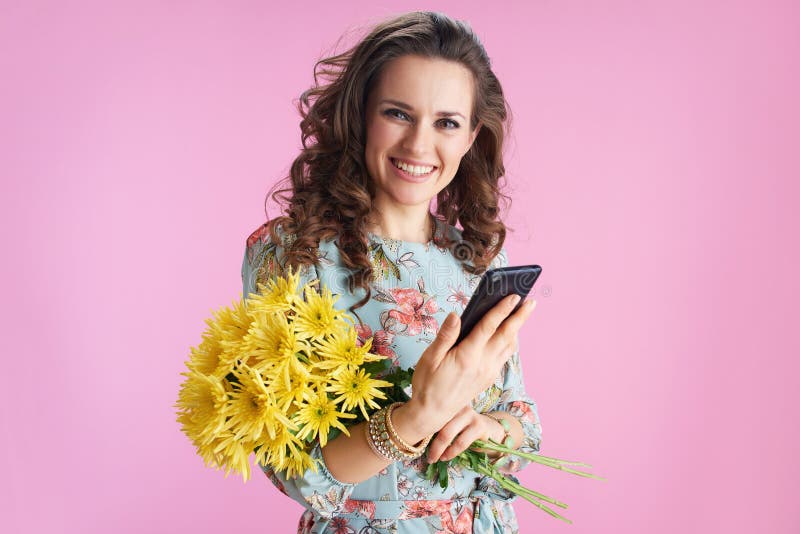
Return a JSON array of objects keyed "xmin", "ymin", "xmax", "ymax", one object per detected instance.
[{"xmin": 465, "ymin": 121, "xmax": 482, "ymax": 155}]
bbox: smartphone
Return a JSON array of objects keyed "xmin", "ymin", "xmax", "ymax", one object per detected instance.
[{"xmin": 455, "ymin": 264, "xmax": 542, "ymax": 345}]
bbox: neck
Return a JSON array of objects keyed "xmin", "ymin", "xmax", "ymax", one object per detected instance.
[{"xmin": 366, "ymin": 205, "xmax": 434, "ymax": 243}]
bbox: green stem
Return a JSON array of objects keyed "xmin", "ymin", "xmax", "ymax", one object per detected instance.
[
  {"xmin": 474, "ymin": 463, "xmax": 568, "ymax": 509},
  {"xmin": 475, "ymin": 464, "xmax": 574, "ymax": 524},
  {"xmin": 486, "ymin": 441, "xmax": 593, "ymax": 467},
  {"xmin": 431, "ymin": 439, "xmax": 605, "ymax": 524},
  {"xmin": 473, "ymin": 439, "xmax": 607, "ymax": 481}
]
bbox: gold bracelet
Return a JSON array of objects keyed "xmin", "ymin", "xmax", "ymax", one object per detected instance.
[
  {"xmin": 367, "ymin": 405, "xmax": 414, "ymax": 461},
  {"xmin": 385, "ymin": 402, "xmax": 431, "ymax": 458}
]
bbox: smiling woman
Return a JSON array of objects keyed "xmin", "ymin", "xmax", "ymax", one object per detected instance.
[{"xmin": 241, "ymin": 10, "xmax": 542, "ymax": 533}]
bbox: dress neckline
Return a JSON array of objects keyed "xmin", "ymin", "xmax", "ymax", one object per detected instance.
[{"xmin": 366, "ymin": 217, "xmax": 443, "ymax": 247}]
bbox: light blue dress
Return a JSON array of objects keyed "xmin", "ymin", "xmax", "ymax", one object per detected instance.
[{"xmin": 241, "ymin": 218, "xmax": 543, "ymax": 533}]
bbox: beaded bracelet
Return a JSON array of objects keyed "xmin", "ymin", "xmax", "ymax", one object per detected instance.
[
  {"xmin": 385, "ymin": 402, "xmax": 431, "ymax": 458},
  {"xmin": 365, "ymin": 403, "xmax": 431, "ymax": 462},
  {"xmin": 366, "ymin": 405, "xmax": 415, "ymax": 462},
  {"xmin": 364, "ymin": 417, "xmax": 392, "ymax": 461}
]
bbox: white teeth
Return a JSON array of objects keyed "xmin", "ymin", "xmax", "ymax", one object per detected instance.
[{"xmin": 391, "ymin": 158, "xmax": 434, "ymax": 175}]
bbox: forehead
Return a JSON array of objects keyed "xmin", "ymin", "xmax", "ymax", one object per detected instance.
[{"xmin": 370, "ymin": 55, "xmax": 474, "ymax": 113}]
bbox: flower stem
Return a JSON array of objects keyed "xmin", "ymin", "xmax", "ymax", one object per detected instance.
[
  {"xmin": 474, "ymin": 463, "xmax": 574, "ymax": 524},
  {"xmin": 472, "ymin": 439, "xmax": 606, "ymax": 481}
]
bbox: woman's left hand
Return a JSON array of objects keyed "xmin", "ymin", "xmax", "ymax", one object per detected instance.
[{"xmin": 426, "ymin": 405, "xmax": 502, "ymax": 463}]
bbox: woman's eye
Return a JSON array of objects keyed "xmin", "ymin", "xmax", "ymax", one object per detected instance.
[
  {"xmin": 439, "ymin": 119, "xmax": 460, "ymax": 129},
  {"xmin": 384, "ymin": 109, "xmax": 409, "ymax": 120}
]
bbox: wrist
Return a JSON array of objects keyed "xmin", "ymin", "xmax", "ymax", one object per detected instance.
[{"xmin": 391, "ymin": 400, "xmax": 436, "ymax": 444}]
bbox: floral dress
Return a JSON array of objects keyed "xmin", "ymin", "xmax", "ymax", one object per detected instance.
[{"xmin": 240, "ymin": 218, "xmax": 543, "ymax": 534}]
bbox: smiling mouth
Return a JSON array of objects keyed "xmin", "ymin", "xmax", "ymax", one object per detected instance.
[{"xmin": 390, "ymin": 157, "xmax": 438, "ymax": 177}]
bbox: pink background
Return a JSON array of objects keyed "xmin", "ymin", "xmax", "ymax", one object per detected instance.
[{"xmin": 3, "ymin": 1, "xmax": 798, "ymax": 532}]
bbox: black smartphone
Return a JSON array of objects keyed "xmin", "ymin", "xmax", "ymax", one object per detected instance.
[{"xmin": 455, "ymin": 264, "xmax": 542, "ymax": 345}]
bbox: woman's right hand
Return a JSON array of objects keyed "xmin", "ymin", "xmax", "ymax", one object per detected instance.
[{"xmin": 401, "ymin": 294, "xmax": 537, "ymax": 437}]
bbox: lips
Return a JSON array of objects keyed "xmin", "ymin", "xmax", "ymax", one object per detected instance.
[
  {"xmin": 389, "ymin": 157, "xmax": 437, "ymax": 183},
  {"xmin": 390, "ymin": 157, "xmax": 437, "ymax": 170}
]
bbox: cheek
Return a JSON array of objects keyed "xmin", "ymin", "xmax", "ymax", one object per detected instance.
[
  {"xmin": 366, "ymin": 121, "xmax": 398, "ymax": 153},
  {"xmin": 441, "ymin": 145, "xmax": 467, "ymax": 170},
  {"xmin": 441, "ymin": 136, "xmax": 472, "ymax": 165}
]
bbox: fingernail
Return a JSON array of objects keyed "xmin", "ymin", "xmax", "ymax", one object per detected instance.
[
  {"xmin": 511, "ymin": 294, "xmax": 521, "ymax": 306},
  {"xmin": 528, "ymin": 299, "xmax": 537, "ymax": 311}
]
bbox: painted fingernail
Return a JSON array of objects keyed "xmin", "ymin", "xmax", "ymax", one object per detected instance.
[{"xmin": 511, "ymin": 294, "xmax": 521, "ymax": 306}]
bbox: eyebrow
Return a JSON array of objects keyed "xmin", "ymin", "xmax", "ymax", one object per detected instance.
[{"xmin": 379, "ymin": 99, "xmax": 467, "ymax": 120}]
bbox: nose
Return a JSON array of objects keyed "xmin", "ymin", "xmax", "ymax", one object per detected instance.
[{"xmin": 401, "ymin": 122, "xmax": 434, "ymax": 156}]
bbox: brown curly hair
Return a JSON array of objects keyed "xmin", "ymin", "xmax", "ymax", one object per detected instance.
[{"xmin": 262, "ymin": 11, "xmax": 514, "ymax": 311}]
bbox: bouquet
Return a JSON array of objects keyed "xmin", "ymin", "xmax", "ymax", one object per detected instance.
[{"xmin": 175, "ymin": 270, "xmax": 604, "ymax": 523}]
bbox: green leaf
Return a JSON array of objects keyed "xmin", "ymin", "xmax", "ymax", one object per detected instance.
[
  {"xmin": 437, "ymin": 461, "xmax": 449, "ymax": 489},
  {"xmin": 425, "ymin": 462, "xmax": 436, "ymax": 481},
  {"xmin": 361, "ymin": 358, "xmax": 391, "ymax": 376}
]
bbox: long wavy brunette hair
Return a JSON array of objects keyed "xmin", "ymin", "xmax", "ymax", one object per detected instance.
[{"xmin": 263, "ymin": 11, "xmax": 514, "ymax": 311}]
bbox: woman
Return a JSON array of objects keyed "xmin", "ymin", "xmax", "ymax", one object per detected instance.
[{"xmin": 242, "ymin": 11, "xmax": 542, "ymax": 533}]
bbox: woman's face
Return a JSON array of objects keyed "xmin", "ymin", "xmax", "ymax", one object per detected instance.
[{"xmin": 364, "ymin": 55, "xmax": 481, "ymax": 212}]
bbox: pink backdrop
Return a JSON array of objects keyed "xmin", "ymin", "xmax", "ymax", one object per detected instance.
[{"xmin": 3, "ymin": 1, "xmax": 798, "ymax": 532}]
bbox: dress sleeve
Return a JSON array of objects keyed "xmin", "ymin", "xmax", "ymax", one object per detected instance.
[
  {"xmin": 488, "ymin": 247, "xmax": 544, "ymax": 475},
  {"xmin": 240, "ymin": 224, "xmax": 357, "ymax": 518}
]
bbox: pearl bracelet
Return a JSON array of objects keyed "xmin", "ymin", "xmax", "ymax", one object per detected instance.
[
  {"xmin": 367, "ymin": 405, "xmax": 414, "ymax": 462},
  {"xmin": 365, "ymin": 403, "xmax": 431, "ymax": 462}
]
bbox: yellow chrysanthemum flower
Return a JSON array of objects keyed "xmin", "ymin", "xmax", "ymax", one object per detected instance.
[
  {"xmin": 210, "ymin": 431, "xmax": 256, "ymax": 482},
  {"xmin": 192, "ymin": 431, "xmax": 225, "ymax": 467},
  {"xmin": 254, "ymin": 425, "xmax": 309, "ymax": 474},
  {"xmin": 327, "ymin": 367, "xmax": 393, "ymax": 420},
  {"xmin": 268, "ymin": 355, "xmax": 318, "ymax": 411},
  {"xmin": 313, "ymin": 325, "xmax": 384, "ymax": 374},
  {"xmin": 186, "ymin": 335, "xmax": 225, "ymax": 376},
  {"xmin": 245, "ymin": 311, "xmax": 310, "ymax": 372},
  {"xmin": 282, "ymin": 450, "xmax": 318, "ymax": 480},
  {"xmin": 248, "ymin": 265, "xmax": 303, "ymax": 314},
  {"xmin": 293, "ymin": 284, "xmax": 347, "ymax": 342},
  {"xmin": 293, "ymin": 388, "xmax": 355, "ymax": 447},
  {"xmin": 226, "ymin": 364, "xmax": 297, "ymax": 443},
  {"xmin": 211, "ymin": 298, "xmax": 254, "ymax": 374},
  {"xmin": 175, "ymin": 370, "xmax": 230, "ymax": 445}
]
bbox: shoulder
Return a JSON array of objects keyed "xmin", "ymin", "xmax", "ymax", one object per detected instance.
[
  {"xmin": 244, "ymin": 220, "xmax": 342, "ymax": 273},
  {"xmin": 242, "ymin": 221, "xmax": 324, "ymax": 294},
  {"xmin": 246, "ymin": 221, "xmax": 295, "ymax": 253},
  {"xmin": 245, "ymin": 221, "xmax": 318, "ymax": 264},
  {"xmin": 243, "ymin": 221, "xmax": 302, "ymax": 278}
]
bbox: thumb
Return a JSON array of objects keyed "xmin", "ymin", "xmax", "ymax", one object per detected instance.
[{"xmin": 428, "ymin": 312, "xmax": 461, "ymax": 355}]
